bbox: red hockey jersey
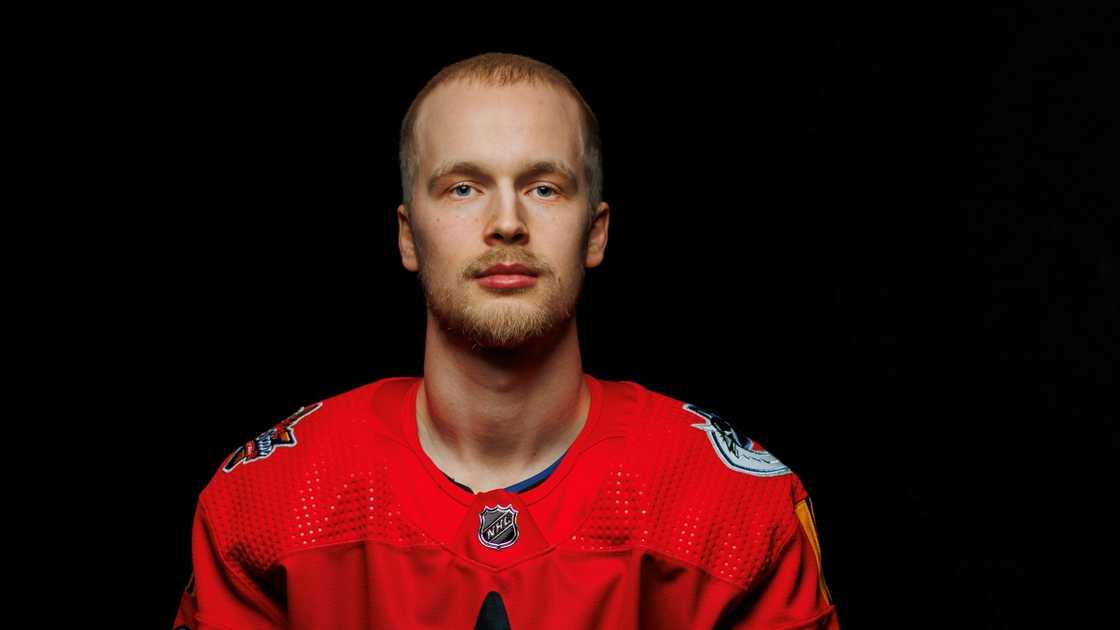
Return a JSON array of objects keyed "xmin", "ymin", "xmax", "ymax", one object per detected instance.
[{"xmin": 173, "ymin": 372, "xmax": 839, "ymax": 629}]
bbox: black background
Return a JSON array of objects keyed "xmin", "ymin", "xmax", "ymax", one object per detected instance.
[{"xmin": 54, "ymin": 4, "xmax": 1115, "ymax": 627}]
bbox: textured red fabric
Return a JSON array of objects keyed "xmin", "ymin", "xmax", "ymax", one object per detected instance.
[{"xmin": 173, "ymin": 373, "xmax": 839, "ymax": 629}]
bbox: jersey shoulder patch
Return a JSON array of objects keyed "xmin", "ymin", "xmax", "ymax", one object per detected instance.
[
  {"xmin": 682, "ymin": 401, "xmax": 791, "ymax": 477},
  {"xmin": 221, "ymin": 401, "xmax": 324, "ymax": 473}
]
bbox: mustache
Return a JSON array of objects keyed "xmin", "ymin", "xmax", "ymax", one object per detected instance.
[{"xmin": 470, "ymin": 255, "xmax": 545, "ymax": 277}]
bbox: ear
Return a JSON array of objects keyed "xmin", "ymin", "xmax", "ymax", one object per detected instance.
[
  {"xmin": 584, "ymin": 201, "xmax": 610, "ymax": 268},
  {"xmin": 398, "ymin": 203, "xmax": 420, "ymax": 272}
]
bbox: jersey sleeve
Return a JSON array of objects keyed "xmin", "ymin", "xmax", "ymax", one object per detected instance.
[
  {"xmin": 722, "ymin": 495, "xmax": 840, "ymax": 629},
  {"xmin": 172, "ymin": 497, "xmax": 287, "ymax": 629}
]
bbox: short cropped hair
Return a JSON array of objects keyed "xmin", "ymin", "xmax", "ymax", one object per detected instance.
[{"xmin": 399, "ymin": 52, "xmax": 603, "ymax": 226}]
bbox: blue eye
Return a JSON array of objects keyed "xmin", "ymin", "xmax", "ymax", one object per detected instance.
[{"xmin": 447, "ymin": 184, "xmax": 560, "ymax": 199}]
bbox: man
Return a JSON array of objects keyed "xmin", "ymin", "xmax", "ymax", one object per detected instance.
[{"xmin": 174, "ymin": 52, "xmax": 839, "ymax": 629}]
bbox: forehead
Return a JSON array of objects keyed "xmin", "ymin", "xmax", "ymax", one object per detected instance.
[{"xmin": 415, "ymin": 80, "xmax": 583, "ymax": 176}]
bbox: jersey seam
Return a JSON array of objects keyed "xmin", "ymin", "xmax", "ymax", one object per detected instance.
[
  {"xmin": 274, "ymin": 535, "xmax": 445, "ymax": 565},
  {"xmin": 708, "ymin": 523, "xmax": 819, "ymax": 627},
  {"xmin": 521, "ymin": 432, "xmax": 626, "ymax": 504},
  {"xmin": 199, "ymin": 497, "xmax": 289, "ymax": 627},
  {"xmin": 276, "ymin": 533, "xmax": 559, "ymax": 574},
  {"xmin": 671, "ymin": 544, "xmax": 754, "ymax": 592},
  {"xmin": 769, "ymin": 603, "xmax": 838, "ymax": 630},
  {"xmin": 635, "ymin": 390, "xmax": 798, "ymax": 594},
  {"xmin": 719, "ymin": 511, "xmax": 801, "ymax": 594},
  {"xmin": 269, "ymin": 522, "xmax": 796, "ymax": 596},
  {"xmin": 517, "ymin": 375, "xmax": 621, "ymax": 505},
  {"xmin": 400, "ymin": 442, "xmax": 473, "ymax": 507},
  {"xmin": 767, "ymin": 510, "xmax": 802, "ymax": 580},
  {"xmin": 192, "ymin": 611, "xmax": 242, "ymax": 630},
  {"xmin": 630, "ymin": 543, "xmax": 767, "ymax": 594}
]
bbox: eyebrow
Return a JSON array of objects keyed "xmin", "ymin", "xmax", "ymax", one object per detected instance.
[{"xmin": 426, "ymin": 160, "xmax": 580, "ymax": 195}]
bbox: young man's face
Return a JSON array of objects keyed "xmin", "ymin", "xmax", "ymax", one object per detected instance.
[{"xmin": 398, "ymin": 80, "xmax": 608, "ymax": 350}]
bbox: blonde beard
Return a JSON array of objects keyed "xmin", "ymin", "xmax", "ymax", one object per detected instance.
[
  {"xmin": 418, "ymin": 261, "xmax": 583, "ymax": 350},
  {"xmin": 409, "ymin": 209, "xmax": 591, "ymax": 350}
]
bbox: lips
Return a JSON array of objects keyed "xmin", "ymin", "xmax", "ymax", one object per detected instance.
[{"xmin": 479, "ymin": 263, "xmax": 537, "ymax": 277}]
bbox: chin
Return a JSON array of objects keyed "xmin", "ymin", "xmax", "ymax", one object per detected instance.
[{"xmin": 460, "ymin": 301, "xmax": 572, "ymax": 349}]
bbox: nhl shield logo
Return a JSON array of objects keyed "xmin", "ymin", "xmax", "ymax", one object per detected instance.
[{"xmin": 477, "ymin": 504, "xmax": 520, "ymax": 550}]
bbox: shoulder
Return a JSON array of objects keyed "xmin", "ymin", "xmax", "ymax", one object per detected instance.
[
  {"xmin": 628, "ymin": 384, "xmax": 798, "ymax": 484},
  {"xmin": 216, "ymin": 400, "xmax": 326, "ymax": 475},
  {"xmin": 190, "ymin": 376, "xmax": 411, "ymax": 572},
  {"xmin": 196, "ymin": 376, "xmax": 410, "ymax": 509},
  {"xmin": 618, "ymin": 384, "xmax": 811, "ymax": 586}
]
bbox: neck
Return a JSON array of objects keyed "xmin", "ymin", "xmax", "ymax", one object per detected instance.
[{"xmin": 415, "ymin": 314, "xmax": 590, "ymax": 494}]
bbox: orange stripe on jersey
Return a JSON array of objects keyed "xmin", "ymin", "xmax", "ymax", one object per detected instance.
[{"xmin": 795, "ymin": 497, "xmax": 833, "ymax": 605}]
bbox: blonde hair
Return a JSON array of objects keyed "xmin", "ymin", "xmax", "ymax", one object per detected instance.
[{"xmin": 399, "ymin": 52, "xmax": 603, "ymax": 225}]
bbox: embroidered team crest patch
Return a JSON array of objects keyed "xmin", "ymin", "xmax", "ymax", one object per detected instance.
[
  {"xmin": 477, "ymin": 504, "xmax": 520, "ymax": 550},
  {"xmin": 222, "ymin": 402, "xmax": 323, "ymax": 473},
  {"xmin": 684, "ymin": 402, "xmax": 790, "ymax": 477}
]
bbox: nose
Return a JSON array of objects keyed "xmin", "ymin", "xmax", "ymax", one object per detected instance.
[{"xmin": 483, "ymin": 188, "xmax": 529, "ymax": 246}]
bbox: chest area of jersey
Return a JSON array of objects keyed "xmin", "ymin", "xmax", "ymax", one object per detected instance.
[{"xmin": 279, "ymin": 540, "xmax": 743, "ymax": 630}]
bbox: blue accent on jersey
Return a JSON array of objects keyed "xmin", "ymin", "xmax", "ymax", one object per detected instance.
[
  {"xmin": 503, "ymin": 450, "xmax": 566, "ymax": 493},
  {"xmin": 443, "ymin": 448, "xmax": 568, "ymax": 494}
]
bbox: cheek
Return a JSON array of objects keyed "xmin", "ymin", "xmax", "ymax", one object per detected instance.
[{"xmin": 418, "ymin": 224, "xmax": 477, "ymax": 276}]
